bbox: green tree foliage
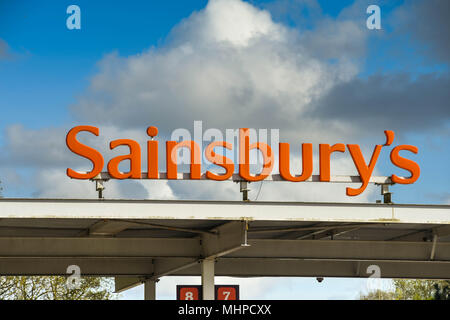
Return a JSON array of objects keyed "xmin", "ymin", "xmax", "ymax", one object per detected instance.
[
  {"xmin": 360, "ymin": 289, "xmax": 396, "ymax": 300},
  {"xmin": 392, "ymin": 279, "xmax": 435, "ymax": 300},
  {"xmin": 360, "ymin": 279, "xmax": 450, "ymax": 300},
  {"xmin": 0, "ymin": 276, "xmax": 116, "ymax": 300},
  {"xmin": 433, "ymin": 280, "xmax": 450, "ymax": 300}
]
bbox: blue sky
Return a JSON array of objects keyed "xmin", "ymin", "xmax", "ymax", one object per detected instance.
[
  {"xmin": 0, "ymin": 1, "xmax": 207, "ymax": 130},
  {"xmin": 0, "ymin": 0, "xmax": 449, "ymax": 299}
]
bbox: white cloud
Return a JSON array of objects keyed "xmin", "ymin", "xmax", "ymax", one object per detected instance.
[
  {"xmin": 0, "ymin": 0, "xmax": 394, "ymax": 303},
  {"xmin": 175, "ymin": 0, "xmax": 285, "ymax": 47},
  {"xmin": 30, "ymin": 169, "xmax": 177, "ymax": 200},
  {"xmin": 0, "ymin": 0, "xmax": 377, "ymax": 201},
  {"xmin": 72, "ymin": 0, "xmax": 366, "ymax": 142},
  {"xmin": 0, "ymin": 125, "xmax": 75, "ymax": 168}
]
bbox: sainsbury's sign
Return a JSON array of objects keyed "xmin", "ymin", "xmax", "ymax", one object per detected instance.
[{"xmin": 65, "ymin": 125, "xmax": 420, "ymax": 196}]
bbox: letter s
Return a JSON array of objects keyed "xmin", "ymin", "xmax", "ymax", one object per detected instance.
[
  {"xmin": 390, "ymin": 145, "xmax": 420, "ymax": 184},
  {"xmin": 66, "ymin": 126, "xmax": 104, "ymax": 179},
  {"xmin": 205, "ymin": 141, "xmax": 234, "ymax": 181}
]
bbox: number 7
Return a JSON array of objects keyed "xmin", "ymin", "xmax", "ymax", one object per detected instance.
[{"xmin": 223, "ymin": 291, "xmax": 231, "ymax": 300}]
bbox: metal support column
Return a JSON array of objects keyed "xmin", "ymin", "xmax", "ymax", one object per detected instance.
[
  {"xmin": 240, "ymin": 181, "xmax": 249, "ymax": 201},
  {"xmin": 201, "ymin": 259, "xmax": 215, "ymax": 300},
  {"xmin": 380, "ymin": 184, "xmax": 393, "ymax": 204},
  {"xmin": 144, "ymin": 279, "xmax": 156, "ymax": 300}
]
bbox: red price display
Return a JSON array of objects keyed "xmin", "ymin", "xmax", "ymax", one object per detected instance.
[
  {"xmin": 216, "ymin": 286, "xmax": 239, "ymax": 300},
  {"xmin": 177, "ymin": 285, "xmax": 202, "ymax": 300},
  {"xmin": 176, "ymin": 284, "xmax": 239, "ymax": 300}
]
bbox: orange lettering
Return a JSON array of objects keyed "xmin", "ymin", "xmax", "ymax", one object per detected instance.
[
  {"xmin": 279, "ymin": 143, "xmax": 313, "ymax": 182},
  {"xmin": 166, "ymin": 140, "xmax": 201, "ymax": 179},
  {"xmin": 205, "ymin": 141, "xmax": 234, "ymax": 181},
  {"xmin": 347, "ymin": 144, "xmax": 381, "ymax": 196},
  {"xmin": 108, "ymin": 139, "xmax": 142, "ymax": 179},
  {"xmin": 390, "ymin": 145, "xmax": 420, "ymax": 184},
  {"xmin": 66, "ymin": 126, "xmax": 104, "ymax": 179},
  {"xmin": 239, "ymin": 128, "xmax": 274, "ymax": 182},
  {"xmin": 64, "ymin": 126, "xmax": 421, "ymax": 196},
  {"xmin": 147, "ymin": 126, "xmax": 159, "ymax": 179},
  {"xmin": 319, "ymin": 143, "xmax": 345, "ymax": 181}
]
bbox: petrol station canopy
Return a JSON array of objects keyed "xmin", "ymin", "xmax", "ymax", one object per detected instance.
[{"xmin": 1, "ymin": 198, "xmax": 449, "ymax": 290}]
